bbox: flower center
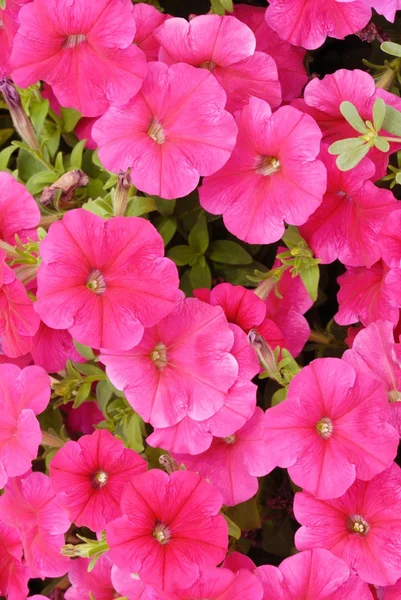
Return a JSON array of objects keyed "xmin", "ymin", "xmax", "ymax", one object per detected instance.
[
  {"xmin": 256, "ymin": 156, "xmax": 281, "ymax": 176},
  {"xmin": 223, "ymin": 435, "xmax": 236, "ymax": 444},
  {"xmin": 199, "ymin": 60, "xmax": 216, "ymax": 71},
  {"xmin": 316, "ymin": 417, "xmax": 333, "ymax": 440},
  {"xmin": 347, "ymin": 514, "xmax": 369, "ymax": 535},
  {"xmin": 63, "ymin": 34, "xmax": 86, "ymax": 49},
  {"xmin": 91, "ymin": 470, "xmax": 108, "ymax": 489},
  {"xmin": 86, "ymin": 269, "xmax": 106, "ymax": 295},
  {"xmin": 147, "ymin": 119, "xmax": 165, "ymax": 144},
  {"xmin": 388, "ymin": 389, "xmax": 401, "ymax": 403},
  {"xmin": 150, "ymin": 342, "xmax": 168, "ymax": 370},
  {"xmin": 153, "ymin": 522, "xmax": 171, "ymax": 545}
]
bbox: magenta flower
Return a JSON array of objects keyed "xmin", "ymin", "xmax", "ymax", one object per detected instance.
[
  {"xmin": 300, "ymin": 149, "xmax": 399, "ymax": 267},
  {"xmin": 0, "ymin": 170, "xmax": 40, "ymax": 246},
  {"xmin": 100, "ymin": 298, "xmax": 239, "ymax": 429},
  {"xmin": 343, "ymin": 321, "xmax": 401, "ymax": 435},
  {"xmin": 0, "ymin": 0, "xmax": 29, "ymax": 77},
  {"xmin": 234, "ymin": 4, "xmax": 307, "ymax": 102},
  {"xmin": 174, "ymin": 407, "xmax": 274, "ymax": 506},
  {"xmin": 35, "ymin": 209, "xmax": 180, "ymax": 350},
  {"xmin": 0, "ymin": 471, "xmax": 70, "ymax": 579},
  {"xmin": 362, "ymin": 0, "xmax": 400, "ymax": 21},
  {"xmin": 50, "ymin": 429, "xmax": 147, "ymax": 532},
  {"xmin": 93, "ymin": 62, "xmax": 237, "ymax": 199},
  {"xmin": 380, "ymin": 209, "xmax": 401, "ymax": 270},
  {"xmin": 63, "ymin": 401, "xmax": 104, "ymax": 436},
  {"xmin": 336, "ymin": 260, "xmax": 401, "ymax": 327},
  {"xmin": 111, "ymin": 565, "xmax": 176, "ymax": 600},
  {"xmin": 106, "ymin": 469, "xmax": 228, "ymax": 592},
  {"xmin": 264, "ymin": 358, "xmax": 398, "ymax": 499},
  {"xmin": 31, "ymin": 322, "xmax": 83, "ymax": 374},
  {"xmin": 0, "ymin": 249, "xmax": 40, "ymax": 358},
  {"xmin": 381, "ymin": 578, "xmax": 401, "ymax": 599},
  {"xmin": 295, "ymin": 463, "xmax": 401, "ymax": 586},
  {"xmin": 0, "ymin": 522, "xmax": 29, "ymax": 600},
  {"xmin": 174, "ymin": 566, "xmax": 263, "ymax": 600},
  {"xmin": 132, "ymin": 2, "xmax": 169, "ymax": 62},
  {"xmin": 0, "ymin": 363, "xmax": 49, "ymax": 487},
  {"xmin": 147, "ymin": 323, "xmax": 259, "ymax": 455},
  {"xmin": 11, "ymin": 0, "xmax": 147, "ymax": 117},
  {"xmin": 154, "ymin": 14, "xmax": 281, "ymax": 113},
  {"xmin": 295, "ymin": 69, "xmax": 401, "ymax": 178},
  {"xmin": 265, "ymin": 0, "xmax": 371, "ymax": 50},
  {"xmin": 199, "ymin": 97, "xmax": 326, "ymax": 244},
  {"xmin": 65, "ymin": 556, "xmax": 115, "ymax": 600}
]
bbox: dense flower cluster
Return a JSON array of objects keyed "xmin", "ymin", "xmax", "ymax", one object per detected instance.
[{"xmin": 2, "ymin": 0, "xmax": 401, "ymax": 598}]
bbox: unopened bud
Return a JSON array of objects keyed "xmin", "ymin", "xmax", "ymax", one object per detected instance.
[
  {"xmin": 0, "ymin": 78, "xmax": 40, "ymax": 151},
  {"xmin": 61, "ymin": 535, "xmax": 109, "ymax": 559},
  {"xmin": 248, "ymin": 328, "xmax": 278, "ymax": 376},
  {"xmin": 159, "ymin": 454, "xmax": 180, "ymax": 474},
  {"xmin": 41, "ymin": 169, "xmax": 89, "ymax": 206},
  {"xmin": 14, "ymin": 262, "xmax": 39, "ymax": 286},
  {"xmin": 112, "ymin": 169, "xmax": 131, "ymax": 216},
  {"xmin": 254, "ymin": 277, "xmax": 276, "ymax": 301}
]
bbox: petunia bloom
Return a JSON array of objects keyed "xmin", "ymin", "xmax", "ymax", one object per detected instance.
[
  {"xmin": 264, "ymin": 358, "xmax": 398, "ymax": 499},
  {"xmin": 265, "ymin": 0, "xmax": 371, "ymax": 50},
  {"xmin": 294, "ymin": 463, "xmax": 401, "ymax": 586},
  {"xmin": 111, "ymin": 565, "xmax": 177, "ymax": 600},
  {"xmin": 0, "ymin": 0, "xmax": 29, "ymax": 77},
  {"xmin": 174, "ymin": 407, "xmax": 274, "ymax": 506},
  {"xmin": 0, "ymin": 522, "xmax": 29, "ymax": 600},
  {"xmin": 199, "ymin": 97, "xmax": 326, "ymax": 244},
  {"xmin": 0, "ymin": 363, "xmax": 50, "ymax": 487},
  {"xmin": 100, "ymin": 297, "xmax": 239, "ymax": 429},
  {"xmin": 93, "ymin": 62, "xmax": 237, "ymax": 199},
  {"xmin": 343, "ymin": 321, "xmax": 401, "ymax": 435},
  {"xmin": 300, "ymin": 149, "xmax": 399, "ymax": 267},
  {"xmin": 233, "ymin": 4, "xmax": 307, "ymax": 101},
  {"xmin": 50, "ymin": 429, "xmax": 147, "ymax": 532},
  {"xmin": 11, "ymin": 0, "xmax": 147, "ymax": 117},
  {"xmin": 35, "ymin": 209, "xmax": 180, "ymax": 351},
  {"xmin": 0, "ymin": 471, "xmax": 70, "ymax": 579},
  {"xmin": 174, "ymin": 566, "xmax": 263, "ymax": 600},
  {"xmin": 65, "ymin": 555, "xmax": 116, "ymax": 600},
  {"xmin": 132, "ymin": 2, "xmax": 169, "ymax": 62},
  {"xmin": 154, "ymin": 14, "xmax": 281, "ymax": 113},
  {"xmin": 106, "ymin": 469, "xmax": 228, "ymax": 591},
  {"xmin": 0, "ymin": 172, "xmax": 40, "ymax": 245},
  {"xmin": 362, "ymin": 0, "xmax": 400, "ymax": 22},
  {"xmin": 30, "ymin": 322, "xmax": 83, "ymax": 373}
]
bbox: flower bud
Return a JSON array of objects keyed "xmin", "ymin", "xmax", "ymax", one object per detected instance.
[
  {"xmin": 159, "ymin": 454, "xmax": 180, "ymax": 474},
  {"xmin": 41, "ymin": 169, "xmax": 89, "ymax": 206},
  {"xmin": 113, "ymin": 169, "xmax": 132, "ymax": 216},
  {"xmin": 0, "ymin": 78, "xmax": 40, "ymax": 151},
  {"xmin": 248, "ymin": 328, "xmax": 278, "ymax": 377}
]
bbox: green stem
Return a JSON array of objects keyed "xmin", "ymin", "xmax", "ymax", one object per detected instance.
[{"xmin": 309, "ymin": 330, "xmax": 331, "ymax": 345}]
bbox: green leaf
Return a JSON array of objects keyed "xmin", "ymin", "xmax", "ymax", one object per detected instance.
[
  {"xmin": 155, "ymin": 216, "xmax": 177, "ymax": 245},
  {"xmin": 0, "ymin": 0, "xmax": 6, "ymax": 9},
  {"xmin": 328, "ymin": 137, "xmax": 365, "ymax": 155},
  {"xmin": 73, "ymin": 341, "xmax": 95, "ymax": 360},
  {"xmin": 61, "ymin": 107, "xmax": 82, "ymax": 132},
  {"xmin": 167, "ymin": 245, "xmax": 196, "ymax": 266},
  {"xmin": 0, "ymin": 145, "xmax": 18, "ymax": 170},
  {"xmin": 336, "ymin": 144, "xmax": 370, "ymax": 171},
  {"xmin": 73, "ymin": 381, "xmax": 92, "ymax": 408},
  {"xmin": 226, "ymin": 498, "xmax": 261, "ymax": 531},
  {"xmin": 374, "ymin": 137, "xmax": 390, "ymax": 152},
  {"xmin": 396, "ymin": 172, "xmax": 401, "ymax": 185},
  {"xmin": 382, "ymin": 104, "xmax": 401, "ymax": 137},
  {"xmin": 69, "ymin": 139, "xmax": 86, "ymax": 169},
  {"xmin": 122, "ymin": 413, "xmax": 144, "ymax": 453},
  {"xmin": 25, "ymin": 170, "xmax": 58, "ymax": 195},
  {"xmin": 0, "ymin": 128, "xmax": 14, "ymax": 145},
  {"xmin": 17, "ymin": 147, "xmax": 46, "ymax": 181},
  {"xmin": 373, "ymin": 98, "xmax": 386, "ymax": 132},
  {"xmin": 271, "ymin": 387, "xmax": 287, "ymax": 407},
  {"xmin": 208, "ymin": 240, "xmax": 253, "ymax": 264},
  {"xmin": 299, "ymin": 263, "xmax": 320, "ymax": 302},
  {"xmin": 189, "ymin": 212, "xmax": 209, "ymax": 255},
  {"xmin": 30, "ymin": 99, "xmax": 49, "ymax": 138},
  {"xmin": 126, "ymin": 196, "xmax": 157, "ymax": 217},
  {"xmin": 155, "ymin": 196, "xmax": 176, "ymax": 216},
  {"xmin": 190, "ymin": 261, "xmax": 212, "ymax": 289},
  {"xmin": 281, "ymin": 225, "xmax": 304, "ymax": 250},
  {"xmin": 381, "ymin": 41, "xmax": 401, "ymax": 58},
  {"xmin": 96, "ymin": 380, "xmax": 114, "ymax": 413},
  {"xmin": 220, "ymin": 0, "xmax": 233, "ymax": 8},
  {"xmin": 340, "ymin": 101, "xmax": 368, "ymax": 134},
  {"xmin": 72, "ymin": 362, "xmax": 105, "ymax": 378},
  {"xmin": 222, "ymin": 513, "xmax": 241, "ymax": 539}
]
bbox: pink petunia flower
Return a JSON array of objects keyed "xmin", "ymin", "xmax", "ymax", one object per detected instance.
[
  {"xmin": 30, "ymin": 322, "xmax": 84, "ymax": 373},
  {"xmin": 264, "ymin": 358, "xmax": 398, "ymax": 499},
  {"xmin": 93, "ymin": 62, "xmax": 238, "ymax": 199},
  {"xmin": 174, "ymin": 566, "xmax": 263, "ymax": 600},
  {"xmin": 111, "ymin": 565, "xmax": 177, "ymax": 600},
  {"xmin": 381, "ymin": 577, "xmax": 401, "ymax": 599},
  {"xmin": 199, "ymin": 97, "xmax": 326, "ymax": 244},
  {"xmin": 49, "ymin": 429, "xmax": 147, "ymax": 532},
  {"xmin": 0, "ymin": 471, "xmax": 70, "ymax": 579},
  {"xmin": 233, "ymin": 4, "xmax": 307, "ymax": 101},
  {"xmin": 294, "ymin": 69, "xmax": 401, "ymax": 178},
  {"xmin": 0, "ymin": 172, "xmax": 40, "ymax": 245},
  {"xmin": 335, "ymin": 260, "xmax": 401, "ymax": 327},
  {"xmin": 11, "ymin": 0, "xmax": 147, "ymax": 117},
  {"xmin": 62, "ymin": 401, "xmax": 104, "ymax": 436},
  {"xmin": 0, "ymin": 0, "xmax": 29, "ymax": 77},
  {"xmin": 65, "ymin": 555, "xmax": 116, "ymax": 600},
  {"xmin": 343, "ymin": 321, "xmax": 401, "ymax": 435},
  {"xmin": 147, "ymin": 323, "xmax": 259, "ymax": 455},
  {"xmin": 173, "ymin": 407, "xmax": 274, "ymax": 506},
  {"xmin": 154, "ymin": 14, "xmax": 281, "ymax": 113},
  {"xmin": 300, "ymin": 149, "xmax": 399, "ymax": 267},
  {"xmin": 362, "ymin": 0, "xmax": 399, "ymax": 21},
  {"xmin": 100, "ymin": 297, "xmax": 239, "ymax": 429},
  {"xmin": 106, "ymin": 469, "xmax": 228, "ymax": 592},
  {"xmin": 0, "ymin": 522, "xmax": 29, "ymax": 600},
  {"xmin": 379, "ymin": 209, "xmax": 401, "ymax": 270},
  {"xmin": 132, "ymin": 2, "xmax": 169, "ymax": 62},
  {"xmin": 294, "ymin": 463, "xmax": 401, "ymax": 586},
  {"xmin": 265, "ymin": 0, "xmax": 371, "ymax": 50},
  {"xmin": 35, "ymin": 209, "xmax": 180, "ymax": 351},
  {"xmin": 0, "ymin": 363, "xmax": 49, "ymax": 487},
  {"xmin": 0, "ymin": 250, "xmax": 40, "ymax": 358}
]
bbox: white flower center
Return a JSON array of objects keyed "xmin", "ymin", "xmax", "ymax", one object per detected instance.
[
  {"xmin": 153, "ymin": 522, "xmax": 171, "ymax": 545},
  {"xmin": 223, "ymin": 435, "xmax": 236, "ymax": 444},
  {"xmin": 150, "ymin": 342, "xmax": 168, "ymax": 369},
  {"xmin": 91, "ymin": 470, "xmax": 108, "ymax": 489},
  {"xmin": 63, "ymin": 34, "xmax": 86, "ymax": 49},
  {"xmin": 256, "ymin": 156, "xmax": 281, "ymax": 176},
  {"xmin": 347, "ymin": 514, "xmax": 369, "ymax": 535},
  {"xmin": 316, "ymin": 417, "xmax": 333, "ymax": 440},
  {"xmin": 148, "ymin": 119, "xmax": 165, "ymax": 144},
  {"xmin": 86, "ymin": 269, "xmax": 106, "ymax": 295}
]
